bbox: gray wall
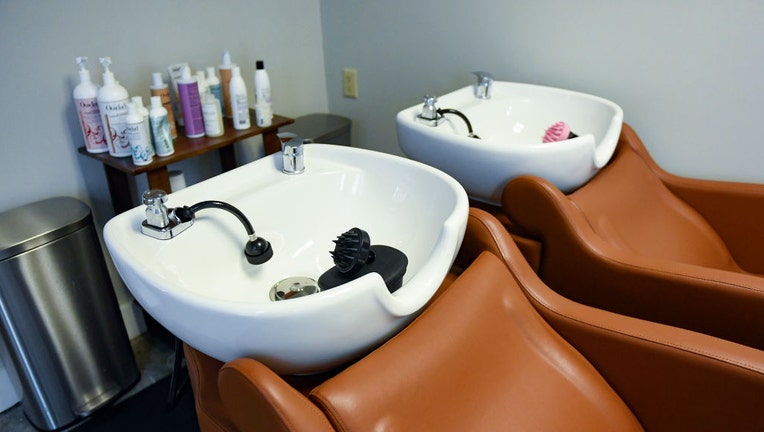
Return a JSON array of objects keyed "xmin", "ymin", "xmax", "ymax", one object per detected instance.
[
  {"xmin": 0, "ymin": 0, "xmax": 328, "ymax": 219},
  {"xmin": 321, "ymin": 0, "xmax": 764, "ymax": 183},
  {"xmin": 4, "ymin": 0, "xmax": 762, "ymax": 247}
]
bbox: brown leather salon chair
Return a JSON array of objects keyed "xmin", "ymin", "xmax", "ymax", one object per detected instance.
[
  {"xmin": 184, "ymin": 208, "xmax": 764, "ymax": 432},
  {"xmin": 502, "ymin": 123, "xmax": 764, "ymax": 350},
  {"xmin": 459, "ymin": 208, "xmax": 764, "ymax": 431}
]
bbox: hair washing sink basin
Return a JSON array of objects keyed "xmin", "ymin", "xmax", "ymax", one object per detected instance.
[
  {"xmin": 104, "ymin": 144, "xmax": 468, "ymax": 374},
  {"xmin": 396, "ymin": 81, "xmax": 623, "ymax": 205}
]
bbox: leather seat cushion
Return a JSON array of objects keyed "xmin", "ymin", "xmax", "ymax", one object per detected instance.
[{"xmin": 570, "ymin": 143, "xmax": 739, "ymax": 271}]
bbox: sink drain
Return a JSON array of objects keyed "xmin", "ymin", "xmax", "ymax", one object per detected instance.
[{"xmin": 270, "ymin": 277, "xmax": 320, "ymax": 301}]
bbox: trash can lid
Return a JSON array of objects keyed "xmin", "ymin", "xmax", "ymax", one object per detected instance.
[
  {"xmin": 280, "ymin": 113, "xmax": 351, "ymax": 143},
  {"xmin": 0, "ymin": 197, "xmax": 92, "ymax": 261}
]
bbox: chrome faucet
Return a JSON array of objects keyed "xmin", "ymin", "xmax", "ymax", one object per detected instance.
[
  {"xmin": 419, "ymin": 94, "xmax": 440, "ymax": 121},
  {"xmin": 472, "ymin": 71, "xmax": 493, "ymax": 99},
  {"xmin": 144, "ymin": 189, "xmax": 170, "ymax": 228},
  {"xmin": 278, "ymin": 133, "xmax": 307, "ymax": 175},
  {"xmin": 141, "ymin": 189, "xmax": 193, "ymax": 240},
  {"xmin": 417, "ymin": 95, "xmax": 443, "ymax": 127}
]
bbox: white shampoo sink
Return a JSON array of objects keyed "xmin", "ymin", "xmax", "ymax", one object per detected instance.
[
  {"xmin": 104, "ymin": 144, "xmax": 468, "ymax": 374},
  {"xmin": 396, "ymin": 81, "xmax": 623, "ymax": 205}
]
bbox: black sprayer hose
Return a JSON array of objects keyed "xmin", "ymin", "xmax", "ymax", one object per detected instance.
[
  {"xmin": 437, "ymin": 108, "xmax": 480, "ymax": 139},
  {"xmin": 187, "ymin": 200, "xmax": 256, "ymax": 236},
  {"xmin": 180, "ymin": 200, "xmax": 272, "ymax": 265}
]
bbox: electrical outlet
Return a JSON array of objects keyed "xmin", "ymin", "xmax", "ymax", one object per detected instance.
[{"xmin": 343, "ymin": 68, "xmax": 358, "ymax": 98}]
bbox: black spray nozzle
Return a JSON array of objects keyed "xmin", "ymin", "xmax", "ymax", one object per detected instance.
[{"xmin": 245, "ymin": 237, "xmax": 273, "ymax": 265}]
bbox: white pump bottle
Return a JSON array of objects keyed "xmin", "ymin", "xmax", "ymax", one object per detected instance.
[
  {"xmin": 97, "ymin": 57, "xmax": 131, "ymax": 157},
  {"xmin": 73, "ymin": 57, "xmax": 108, "ymax": 153}
]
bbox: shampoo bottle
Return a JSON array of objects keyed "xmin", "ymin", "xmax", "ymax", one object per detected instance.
[
  {"xmin": 177, "ymin": 66, "xmax": 205, "ymax": 138},
  {"xmin": 196, "ymin": 70, "xmax": 209, "ymax": 96},
  {"xmin": 149, "ymin": 96, "xmax": 174, "ymax": 156},
  {"xmin": 150, "ymin": 72, "xmax": 178, "ymax": 138},
  {"xmin": 201, "ymin": 92, "xmax": 224, "ymax": 137},
  {"xmin": 219, "ymin": 50, "xmax": 235, "ymax": 118},
  {"xmin": 205, "ymin": 66, "xmax": 223, "ymax": 113},
  {"xmin": 230, "ymin": 66, "xmax": 250, "ymax": 130},
  {"xmin": 125, "ymin": 102, "xmax": 153, "ymax": 166},
  {"xmin": 97, "ymin": 57, "xmax": 131, "ymax": 157},
  {"xmin": 131, "ymin": 96, "xmax": 154, "ymax": 156},
  {"xmin": 253, "ymin": 60, "xmax": 273, "ymax": 127},
  {"xmin": 73, "ymin": 57, "xmax": 107, "ymax": 153},
  {"xmin": 167, "ymin": 62, "xmax": 189, "ymax": 126}
]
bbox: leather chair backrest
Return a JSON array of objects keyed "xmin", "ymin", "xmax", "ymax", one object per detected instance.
[
  {"xmin": 568, "ymin": 142, "xmax": 739, "ymax": 271},
  {"xmin": 308, "ymin": 253, "xmax": 643, "ymax": 431}
]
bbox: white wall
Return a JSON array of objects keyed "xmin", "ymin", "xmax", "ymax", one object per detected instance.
[
  {"xmin": 0, "ymin": 0, "xmax": 328, "ymax": 218},
  {"xmin": 321, "ymin": 0, "xmax": 764, "ymax": 184}
]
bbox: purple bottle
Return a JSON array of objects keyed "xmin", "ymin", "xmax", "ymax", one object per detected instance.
[{"xmin": 176, "ymin": 66, "xmax": 205, "ymax": 138}]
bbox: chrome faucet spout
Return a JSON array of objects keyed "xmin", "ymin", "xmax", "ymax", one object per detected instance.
[
  {"xmin": 278, "ymin": 133, "xmax": 307, "ymax": 175},
  {"xmin": 472, "ymin": 71, "xmax": 493, "ymax": 99}
]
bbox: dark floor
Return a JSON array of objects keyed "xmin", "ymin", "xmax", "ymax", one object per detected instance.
[
  {"xmin": 0, "ymin": 333, "xmax": 199, "ymax": 432},
  {"xmin": 71, "ymin": 374, "xmax": 199, "ymax": 432}
]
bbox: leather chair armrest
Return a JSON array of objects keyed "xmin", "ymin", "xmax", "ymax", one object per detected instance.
[
  {"xmin": 464, "ymin": 208, "xmax": 764, "ymax": 431},
  {"xmin": 218, "ymin": 358, "xmax": 335, "ymax": 432},
  {"xmin": 600, "ymin": 250, "xmax": 764, "ymax": 348},
  {"xmin": 528, "ymin": 275, "xmax": 764, "ymax": 432}
]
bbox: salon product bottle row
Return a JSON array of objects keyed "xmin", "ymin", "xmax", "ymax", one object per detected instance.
[{"xmin": 73, "ymin": 51, "xmax": 273, "ymax": 167}]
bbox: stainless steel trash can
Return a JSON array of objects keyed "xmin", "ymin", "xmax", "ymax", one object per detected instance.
[{"xmin": 0, "ymin": 197, "xmax": 140, "ymax": 430}]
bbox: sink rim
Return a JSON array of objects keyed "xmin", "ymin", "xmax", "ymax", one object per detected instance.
[
  {"xmin": 104, "ymin": 143, "xmax": 469, "ymax": 372},
  {"xmin": 433, "ymin": 82, "xmax": 623, "ymax": 167},
  {"xmin": 105, "ymin": 144, "xmax": 468, "ymax": 310}
]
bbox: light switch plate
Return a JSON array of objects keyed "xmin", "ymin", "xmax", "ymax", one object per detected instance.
[{"xmin": 343, "ymin": 68, "xmax": 358, "ymax": 98}]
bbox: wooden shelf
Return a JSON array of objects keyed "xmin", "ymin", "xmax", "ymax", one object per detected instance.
[{"xmin": 78, "ymin": 110, "xmax": 293, "ymax": 214}]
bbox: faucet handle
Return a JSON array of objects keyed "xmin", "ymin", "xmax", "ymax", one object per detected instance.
[
  {"xmin": 277, "ymin": 133, "xmax": 311, "ymax": 150},
  {"xmin": 142, "ymin": 189, "xmax": 168, "ymax": 206},
  {"xmin": 472, "ymin": 71, "xmax": 493, "ymax": 99},
  {"xmin": 420, "ymin": 94, "xmax": 440, "ymax": 121},
  {"xmin": 142, "ymin": 189, "xmax": 170, "ymax": 229},
  {"xmin": 140, "ymin": 189, "xmax": 194, "ymax": 239},
  {"xmin": 283, "ymin": 138, "xmax": 306, "ymax": 153},
  {"xmin": 472, "ymin": 71, "xmax": 493, "ymax": 84}
]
